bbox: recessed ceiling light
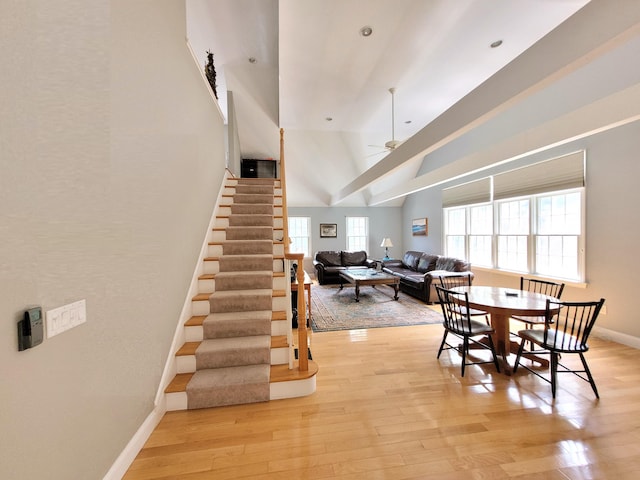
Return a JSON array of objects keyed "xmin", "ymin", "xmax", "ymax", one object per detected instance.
[
  {"xmin": 490, "ymin": 40, "xmax": 503, "ymax": 48},
  {"xmin": 248, "ymin": 57, "xmax": 257, "ymax": 63},
  {"xmin": 360, "ymin": 26, "xmax": 373, "ymax": 37}
]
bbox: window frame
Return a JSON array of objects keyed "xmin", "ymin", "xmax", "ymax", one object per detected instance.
[
  {"xmin": 443, "ymin": 187, "xmax": 585, "ymax": 282},
  {"xmin": 345, "ymin": 216, "xmax": 369, "ymax": 252},
  {"xmin": 287, "ymin": 216, "xmax": 311, "ymax": 258}
]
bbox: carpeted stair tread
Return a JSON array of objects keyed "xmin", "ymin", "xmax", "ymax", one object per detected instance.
[
  {"xmin": 220, "ymin": 239, "xmax": 273, "ymax": 255},
  {"xmin": 218, "ymin": 254, "xmax": 273, "ymax": 272},
  {"xmin": 233, "ymin": 193, "xmax": 274, "ymax": 204},
  {"xmin": 234, "ymin": 178, "xmax": 277, "ymax": 185},
  {"xmin": 203, "ymin": 311, "xmax": 271, "ymax": 339},
  {"xmin": 195, "ymin": 336, "xmax": 270, "ymax": 369},
  {"xmin": 186, "ymin": 365, "xmax": 270, "ymax": 409},
  {"xmin": 225, "ymin": 226, "xmax": 273, "ymax": 240},
  {"xmin": 234, "ymin": 185, "xmax": 274, "ymax": 195},
  {"xmin": 231, "ymin": 204, "xmax": 273, "ymax": 215},
  {"xmin": 209, "ymin": 289, "xmax": 273, "ymax": 313},
  {"xmin": 228, "ymin": 214, "xmax": 274, "ymax": 227},
  {"xmin": 214, "ymin": 271, "xmax": 273, "ymax": 291}
]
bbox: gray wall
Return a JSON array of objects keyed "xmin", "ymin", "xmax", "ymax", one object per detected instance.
[
  {"xmin": 288, "ymin": 206, "xmax": 402, "ymax": 272},
  {"xmin": 0, "ymin": 1, "xmax": 226, "ymax": 478},
  {"xmin": 401, "ymin": 120, "xmax": 640, "ymax": 340}
]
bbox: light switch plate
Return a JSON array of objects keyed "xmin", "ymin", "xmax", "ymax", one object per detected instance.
[{"xmin": 46, "ymin": 299, "xmax": 87, "ymax": 338}]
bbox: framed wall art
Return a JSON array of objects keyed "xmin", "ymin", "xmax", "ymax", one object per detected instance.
[
  {"xmin": 412, "ymin": 218, "xmax": 428, "ymax": 236},
  {"xmin": 319, "ymin": 223, "xmax": 337, "ymax": 238}
]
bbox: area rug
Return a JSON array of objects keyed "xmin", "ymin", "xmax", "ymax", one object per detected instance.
[{"xmin": 310, "ymin": 283, "xmax": 443, "ymax": 332}]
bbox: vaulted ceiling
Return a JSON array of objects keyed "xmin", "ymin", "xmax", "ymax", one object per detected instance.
[{"xmin": 186, "ymin": 0, "xmax": 640, "ymax": 207}]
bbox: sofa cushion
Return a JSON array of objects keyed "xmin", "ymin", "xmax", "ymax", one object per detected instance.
[
  {"xmin": 342, "ymin": 250, "xmax": 367, "ymax": 266},
  {"xmin": 316, "ymin": 251, "xmax": 342, "ymax": 267},
  {"xmin": 416, "ymin": 253, "xmax": 438, "ymax": 273},
  {"xmin": 435, "ymin": 256, "xmax": 471, "ymax": 272},
  {"xmin": 403, "ymin": 273, "xmax": 427, "ymax": 286},
  {"xmin": 402, "ymin": 251, "xmax": 422, "ymax": 271}
]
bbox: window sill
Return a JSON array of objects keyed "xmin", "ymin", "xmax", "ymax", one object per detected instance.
[{"xmin": 471, "ymin": 265, "xmax": 587, "ymax": 289}]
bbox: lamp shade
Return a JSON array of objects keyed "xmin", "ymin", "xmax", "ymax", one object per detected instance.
[{"xmin": 380, "ymin": 238, "xmax": 394, "ymax": 247}]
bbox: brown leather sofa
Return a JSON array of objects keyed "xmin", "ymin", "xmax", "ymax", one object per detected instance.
[
  {"xmin": 382, "ymin": 251, "xmax": 473, "ymax": 303},
  {"xmin": 313, "ymin": 250, "xmax": 376, "ymax": 285}
]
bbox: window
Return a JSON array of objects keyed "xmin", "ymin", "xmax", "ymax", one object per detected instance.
[
  {"xmin": 469, "ymin": 204, "xmax": 493, "ymax": 267},
  {"xmin": 444, "ymin": 190, "xmax": 583, "ymax": 281},
  {"xmin": 442, "ymin": 152, "xmax": 585, "ymax": 282},
  {"xmin": 346, "ymin": 217, "xmax": 368, "ymax": 252},
  {"xmin": 535, "ymin": 192, "xmax": 581, "ymax": 278},
  {"xmin": 445, "ymin": 208, "xmax": 466, "ymax": 260},
  {"xmin": 288, "ymin": 217, "xmax": 310, "ymax": 257},
  {"xmin": 497, "ymin": 199, "xmax": 529, "ymax": 271}
]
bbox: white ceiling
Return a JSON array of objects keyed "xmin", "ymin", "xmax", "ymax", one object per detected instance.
[{"xmin": 185, "ymin": 0, "xmax": 640, "ymax": 207}]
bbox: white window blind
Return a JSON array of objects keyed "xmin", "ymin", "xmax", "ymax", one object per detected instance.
[
  {"xmin": 493, "ymin": 151, "xmax": 585, "ymax": 200},
  {"xmin": 442, "ymin": 177, "xmax": 491, "ymax": 208}
]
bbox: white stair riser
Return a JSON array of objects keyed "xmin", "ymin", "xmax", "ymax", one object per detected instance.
[
  {"xmin": 271, "ymin": 347, "xmax": 289, "ymax": 365},
  {"xmin": 273, "ymin": 277, "xmax": 286, "ymax": 290},
  {"xmin": 166, "ymin": 392, "xmax": 188, "ymax": 411},
  {"xmin": 192, "ymin": 300, "xmax": 210, "ymax": 316},
  {"xmin": 271, "ymin": 319, "xmax": 289, "ymax": 336},
  {"xmin": 272, "ymin": 297, "xmax": 288, "ymax": 311},
  {"xmin": 270, "ymin": 376, "xmax": 317, "ymax": 400},
  {"xmin": 203, "ymin": 261, "xmax": 219, "ymax": 275},
  {"xmin": 177, "ymin": 356, "xmax": 196, "ymax": 374},
  {"xmin": 185, "ymin": 326, "xmax": 202, "ymax": 342},
  {"xmin": 198, "ymin": 278, "xmax": 215, "ymax": 293}
]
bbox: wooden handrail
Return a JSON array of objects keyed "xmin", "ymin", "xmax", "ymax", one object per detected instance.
[{"xmin": 279, "ymin": 128, "xmax": 309, "ymax": 371}]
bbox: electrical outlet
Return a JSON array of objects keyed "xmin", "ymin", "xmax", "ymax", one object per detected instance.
[{"xmin": 600, "ymin": 305, "xmax": 607, "ymax": 315}]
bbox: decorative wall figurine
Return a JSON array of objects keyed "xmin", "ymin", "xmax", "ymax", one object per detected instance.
[{"xmin": 205, "ymin": 50, "xmax": 218, "ymax": 99}]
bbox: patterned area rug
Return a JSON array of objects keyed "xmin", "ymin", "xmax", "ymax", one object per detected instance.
[{"xmin": 310, "ymin": 283, "xmax": 443, "ymax": 332}]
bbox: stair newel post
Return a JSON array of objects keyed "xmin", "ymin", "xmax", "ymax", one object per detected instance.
[
  {"xmin": 280, "ymin": 128, "xmax": 308, "ymax": 370},
  {"xmin": 293, "ymin": 253, "xmax": 308, "ymax": 371}
]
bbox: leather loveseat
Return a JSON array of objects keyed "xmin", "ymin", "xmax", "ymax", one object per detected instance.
[
  {"xmin": 313, "ymin": 250, "xmax": 376, "ymax": 285},
  {"xmin": 382, "ymin": 251, "xmax": 473, "ymax": 303}
]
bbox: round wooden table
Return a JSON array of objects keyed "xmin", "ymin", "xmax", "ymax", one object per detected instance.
[{"xmin": 450, "ymin": 286, "xmax": 558, "ymax": 375}]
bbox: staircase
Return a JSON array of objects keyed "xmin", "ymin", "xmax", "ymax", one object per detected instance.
[{"xmin": 164, "ymin": 177, "xmax": 317, "ymax": 411}]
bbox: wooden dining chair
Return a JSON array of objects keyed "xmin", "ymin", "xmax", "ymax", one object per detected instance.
[
  {"xmin": 513, "ymin": 298, "xmax": 605, "ymax": 398},
  {"xmin": 435, "ymin": 286, "xmax": 500, "ymax": 377},
  {"xmin": 512, "ymin": 277, "xmax": 566, "ymax": 331},
  {"xmin": 438, "ymin": 274, "xmax": 490, "ymax": 324}
]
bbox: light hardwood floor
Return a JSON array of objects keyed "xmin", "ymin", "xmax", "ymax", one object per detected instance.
[{"xmin": 124, "ymin": 313, "xmax": 640, "ymax": 479}]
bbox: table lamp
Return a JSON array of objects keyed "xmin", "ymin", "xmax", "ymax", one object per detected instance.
[{"xmin": 380, "ymin": 238, "xmax": 393, "ymax": 260}]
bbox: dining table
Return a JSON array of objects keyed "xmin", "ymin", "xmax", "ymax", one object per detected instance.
[{"xmin": 450, "ymin": 285, "xmax": 559, "ymax": 375}]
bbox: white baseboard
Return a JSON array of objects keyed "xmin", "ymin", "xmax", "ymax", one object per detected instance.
[
  {"xmin": 103, "ymin": 400, "xmax": 167, "ymax": 480},
  {"xmin": 593, "ymin": 326, "xmax": 640, "ymax": 349}
]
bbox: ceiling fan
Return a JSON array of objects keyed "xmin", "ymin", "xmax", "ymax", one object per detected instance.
[{"xmin": 368, "ymin": 87, "xmax": 403, "ymax": 156}]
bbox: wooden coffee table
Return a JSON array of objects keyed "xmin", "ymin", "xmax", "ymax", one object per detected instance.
[{"xmin": 338, "ymin": 269, "xmax": 400, "ymax": 302}]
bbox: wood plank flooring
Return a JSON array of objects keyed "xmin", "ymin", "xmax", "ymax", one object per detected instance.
[{"xmin": 124, "ymin": 316, "xmax": 640, "ymax": 479}]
